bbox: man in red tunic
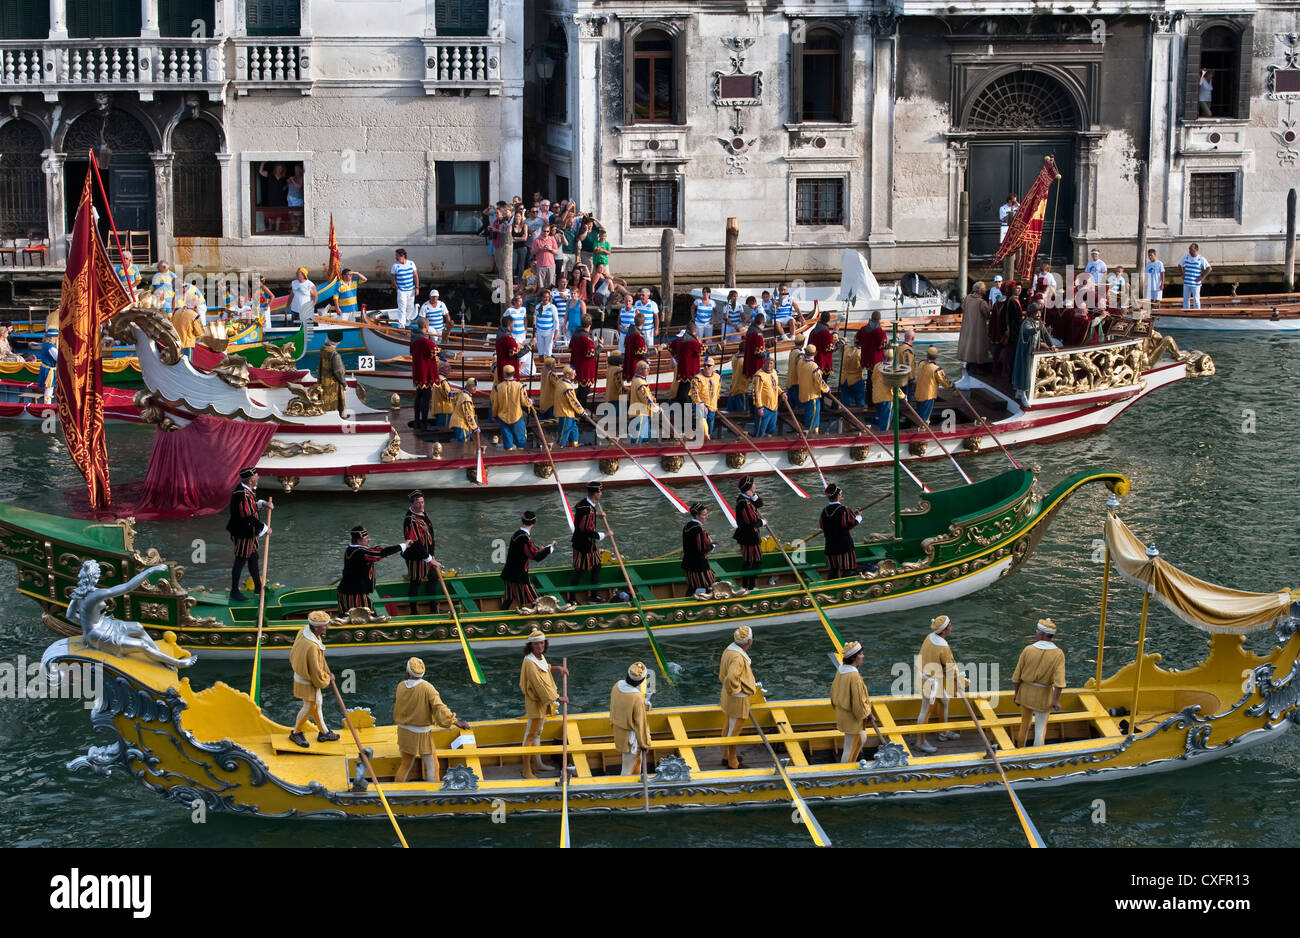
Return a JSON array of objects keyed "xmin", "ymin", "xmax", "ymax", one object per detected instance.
[
  {"xmin": 809, "ymin": 310, "xmax": 838, "ymax": 374},
  {"xmin": 623, "ymin": 312, "xmax": 649, "ymax": 381},
  {"xmin": 494, "ymin": 314, "xmax": 520, "ymax": 382},
  {"xmin": 410, "ymin": 318, "xmax": 438, "ymax": 430},
  {"xmin": 743, "ymin": 313, "xmax": 767, "ymax": 378},
  {"xmin": 669, "ymin": 320, "xmax": 703, "ymax": 404},
  {"xmin": 569, "ymin": 312, "xmax": 599, "ymax": 410},
  {"xmin": 855, "ymin": 310, "xmax": 888, "ymax": 371}
]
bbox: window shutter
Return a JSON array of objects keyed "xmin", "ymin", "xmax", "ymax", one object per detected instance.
[
  {"xmin": 1183, "ymin": 27, "xmax": 1202, "ymax": 121},
  {"xmin": 623, "ymin": 27, "xmax": 635, "ymax": 125},
  {"xmin": 66, "ymin": 0, "xmax": 89, "ymax": 38},
  {"xmin": 1235, "ymin": 21, "xmax": 1254, "ymax": 119},
  {"xmin": 790, "ymin": 38, "xmax": 804, "ymax": 123},
  {"xmin": 838, "ymin": 28, "xmax": 850, "ymax": 122}
]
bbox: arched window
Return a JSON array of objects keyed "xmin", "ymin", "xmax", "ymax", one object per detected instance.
[
  {"xmin": 1185, "ymin": 20, "xmax": 1253, "ymax": 121},
  {"xmin": 966, "ymin": 70, "xmax": 1078, "ymax": 131},
  {"xmin": 792, "ymin": 27, "xmax": 848, "ymax": 123},
  {"xmin": 0, "ymin": 120, "xmax": 48, "ymax": 240},
  {"xmin": 628, "ymin": 27, "xmax": 679, "ymax": 124},
  {"xmin": 172, "ymin": 120, "xmax": 222, "ymax": 237}
]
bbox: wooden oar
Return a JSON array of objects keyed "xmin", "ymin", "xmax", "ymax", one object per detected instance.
[
  {"xmin": 950, "ymin": 385, "xmax": 1022, "ymax": 469},
  {"xmin": 639, "ymin": 668, "xmax": 655, "ymax": 813},
  {"xmin": 248, "ymin": 504, "xmax": 273, "ymax": 705},
  {"xmin": 531, "ymin": 407, "xmax": 574, "ymax": 532},
  {"xmin": 823, "ymin": 651, "xmax": 892, "ymax": 753},
  {"xmin": 559, "ymin": 657, "xmax": 571, "ymax": 849},
  {"xmin": 330, "ymin": 676, "xmax": 409, "ymax": 848},
  {"xmin": 824, "ymin": 388, "xmax": 931, "ymax": 493},
  {"xmin": 578, "ymin": 409, "xmax": 689, "ymax": 513},
  {"xmin": 899, "ymin": 396, "xmax": 973, "ymax": 485},
  {"xmin": 664, "ymin": 424, "xmax": 737, "ymax": 527},
  {"xmin": 954, "ymin": 681, "xmax": 1045, "ymax": 848},
  {"xmin": 749, "ymin": 713, "xmax": 831, "ymax": 847},
  {"xmin": 714, "ymin": 409, "xmax": 809, "ymax": 498},
  {"xmin": 602, "ymin": 513, "xmax": 676, "ymax": 687},
  {"xmin": 780, "ymin": 394, "xmax": 829, "ymax": 489},
  {"xmin": 435, "ymin": 568, "xmax": 485, "ymax": 685},
  {"xmin": 760, "ymin": 518, "xmax": 843, "ymax": 653}
]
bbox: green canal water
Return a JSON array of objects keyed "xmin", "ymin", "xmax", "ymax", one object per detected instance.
[{"xmin": 0, "ymin": 332, "xmax": 1296, "ymax": 848}]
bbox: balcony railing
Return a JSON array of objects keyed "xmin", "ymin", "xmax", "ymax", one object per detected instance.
[
  {"xmin": 233, "ymin": 39, "xmax": 313, "ymax": 95},
  {"xmin": 0, "ymin": 39, "xmax": 224, "ymax": 102},
  {"xmin": 421, "ymin": 37, "xmax": 502, "ymax": 95}
]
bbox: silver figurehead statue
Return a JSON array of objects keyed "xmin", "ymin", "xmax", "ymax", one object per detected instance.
[{"xmin": 66, "ymin": 560, "xmax": 196, "ymax": 668}]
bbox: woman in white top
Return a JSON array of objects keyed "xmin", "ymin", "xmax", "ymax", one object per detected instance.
[{"xmin": 290, "ymin": 267, "xmax": 318, "ymax": 325}]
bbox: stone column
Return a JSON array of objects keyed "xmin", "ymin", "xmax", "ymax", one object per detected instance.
[
  {"xmin": 945, "ymin": 138, "xmax": 969, "ymax": 240},
  {"xmin": 1147, "ymin": 13, "xmax": 1182, "ymax": 234},
  {"xmin": 152, "ymin": 153, "xmax": 174, "ymax": 261},
  {"xmin": 1074, "ymin": 132, "xmax": 1104, "ymax": 262},
  {"xmin": 142, "ymin": 0, "xmax": 160, "ymax": 37},
  {"xmin": 45, "ymin": 151, "xmax": 67, "ymax": 264},
  {"xmin": 572, "ymin": 15, "xmax": 604, "ymax": 217},
  {"xmin": 48, "ymin": 0, "xmax": 67, "ymax": 39},
  {"xmin": 867, "ymin": 17, "xmax": 898, "ymax": 257},
  {"xmin": 498, "ymin": 0, "xmax": 524, "ymax": 202},
  {"xmin": 215, "ymin": 151, "xmax": 233, "ymax": 240}
]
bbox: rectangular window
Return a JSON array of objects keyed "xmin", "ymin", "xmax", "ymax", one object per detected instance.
[
  {"xmin": 66, "ymin": 0, "xmax": 141, "ymax": 38},
  {"xmin": 795, "ymin": 178, "xmax": 845, "ymax": 226},
  {"xmin": 249, "ymin": 161, "xmax": 305, "ymax": 236},
  {"xmin": 246, "ymin": 0, "xmax": 299, "ymax": 37},
  {"xmin": 1188, "ymin": 172, "xmax": 1236, "ymax": 220},
  {"xmin": 435, "ymin": 0, "xmax": 489, "ymax": 37},
  {"xmin": 0, "ymin": 0, "xmax": 51, "ymax": 39},
  {"xmin": 159, "ymin": 0, "xmax": 213, "ymax": 39},
  {"xmin": 629, "ymin": 179, "xmax": 678, "ymax": 228},
  {"xmin": 436, "ymin": 161, "xmax": 489, "ymax": 234}
]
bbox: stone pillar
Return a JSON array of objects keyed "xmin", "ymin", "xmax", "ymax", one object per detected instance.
[
  {"xmin": 152, "ymin": 152, "xmax": 174, "ymax": 261},
  {"xmin": 48, "ymin": 0, "xmax": 67, "ymax": 39},
  {"xmin": 215, "ymin": 151, "xmax": 233, "ymax": 240},
  {"xmin": 1147, "ymin": 14, "xmax": 1181, "ymax": 235},
  {"xmin": 1074, "ymin": 133, "xmax": 1104, "ymax": 263},
  {"xmin": 945, "ymin": 138, "xmax": 969, "ymax": 240},
  {"xmin": 498, "ymin": 0, "xmax": 524, "ymax": 201},
  {"xmin": 45, "ymin": 151, "xmax": 67, "ymax": 264},
  {"xmin": 867, "ymin": 17, "xmax": 898, "ymax": 260},
  {"xmin": 572, "ymin": 15, "xmax": 604, "ymax": 218},
  {"xmin": 142, "ymin": 0, "xmax": 160, "ymax": 37}
]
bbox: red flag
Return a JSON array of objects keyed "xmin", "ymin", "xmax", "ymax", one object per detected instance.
[
  {"xmin": 326, "ymin": 214, "xmax": 342, "ymax": 281},
  {"xmin": 993, "ymin": 156, "xmax": 1062, "ymax": 282},
  {"xmin": 57, "ymin": 171, "xmax": 131, "ymax": 509}
]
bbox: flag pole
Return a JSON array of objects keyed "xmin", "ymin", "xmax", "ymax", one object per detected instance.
[{"xmin": 87, "ymin": 150, "xmax": 137, "ymax": 305}]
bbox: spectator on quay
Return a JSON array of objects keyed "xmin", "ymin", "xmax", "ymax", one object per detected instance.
[
  {"xmin": 1144, "ymin": 249, "xmax": 1165, "ymax": 306},
  {"xmin": 1107, "ymin": 266, "xmax": 1129, "ymax": 311},
  {"xmin": 988, "ymin": 274, "xmax": 1005, "ymax": 306},
  {"xmin": 1085, "ymin": 250, "xmax": 1108, "ymax": 306},
  {"xmin": 999, "ymin": 193, "xmax": 1019, "ymax": 243},
  {"xmin": 510, "ymin": 207, "xmax": 530, "ymax": 283},
  {"xmin": 532, "ymin": 224, "xmax": 560, "ymax": 291},
  {"xmin": 591, "ymin": 226, "xmax": 611, "ymax": 273},
  {"xmin": 1179, "ymin": 243, "xmax": 1211, "ymax": 310}
]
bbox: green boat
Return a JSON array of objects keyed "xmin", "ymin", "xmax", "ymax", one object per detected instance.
[{"xmin": 0, "ymin": 466, "xmax": 1127, "ymax": 660}]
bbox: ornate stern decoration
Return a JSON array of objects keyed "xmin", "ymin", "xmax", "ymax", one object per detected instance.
[
  {"xmin": 109, "ymin": 309, "xmax": 182, "ymax": 365},
  {"xmin": 211, "ymin": 355, "xmax": 251, "ymax": 388},
  {"xmin": 440, "ymin": 764, "xmax": 479, "ymax": 792},
  {"xmin": 1246, "ymin": 659, "xmax": 1300, "ymax": 722},
  {"xmin": 693, "ymin": 581, "xmax": 749, "ymax": 601},
  {"xmin": 652, "ymin": 754, "xmax": 691, "ymax": 783},
  {"xmin": 861, "ymin": 742, "xmax": 909, "ymax": 770},
  {"xmin": 331, "ymin": 607, "xmax": 390, "ymax": 626},
  {"xmin": 378, "ymin": 431, "xmax": 405, "ymax": 463},
  {"xmin": 518, "ymin": 595, "xmax": 578, "ymax": 616}
]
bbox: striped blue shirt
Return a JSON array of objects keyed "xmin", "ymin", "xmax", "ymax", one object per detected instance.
[
  {"xmin": 619, "ymin": 304, "xmax": 637, "ymax": 335},
  {"xmin": 507, "ymin": 306, "xmax": 527, "ymax": 344},
  {"xmin": 776, "ymin": 295, "xmax": 793, "ymax": 321},
  {"xmin": 724, "ymin": 302, "xmax": 743, "ymax": 329},
  {"xmin": 634, "ymin": 299, "xmax": 658, "ymax": 342},
  {"xmin": 550, "ymin": 289, "xmax": 569, "ymax": 328},
  {"xmin": 338, "ymin": 276, "xmax": 360, "ymax": 316},
  {"xmin": 536, "ymin": 302, "xmax": 557, "ymax": 331},
  {"xmin": 1180, "ymin": 254, "xmax": 1209, "ymax": 285},
  {"xmin": 694, "ymin": 297, "xmax": 714, "ymax": 329},
  {"xmin": 391, "ymin": 260, "xmax": 417, "ymax": 292},
  {"xmin": 420, "ymin": 300, "xmax": 447, "ymax": 332}
]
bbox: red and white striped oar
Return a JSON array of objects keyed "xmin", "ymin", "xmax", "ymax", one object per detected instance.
[
  {"xmin": 668, "ymin": 428, "xmax": 738, "ymax": 528},
  {"xmin": 532, "ymin": 409, "xmax": 575, "ymax": 532},
  {"xmin": 475, "ymin": 445, "xmax": 487, "ymax": 485},
  {"xmin": 714, "ymin": 411, "xmax": 808, "ymax": 499},
  {"xmin": 579, "ymin": 411, "xmax": 690, "ymax": 514}
]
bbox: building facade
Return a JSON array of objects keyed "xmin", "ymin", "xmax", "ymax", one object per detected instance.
[
  {"xmin": 527, "ymin": 1, "xmax": 1300, "ymax": 283},
  {"xmin": 0, "ymin": 0, "xmax": 522, "ymax": 281}
]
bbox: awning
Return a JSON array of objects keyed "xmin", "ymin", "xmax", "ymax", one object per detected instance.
[{"xmin": 1105, "ymin": 514, "xmax": 1296, "ymax": 634}]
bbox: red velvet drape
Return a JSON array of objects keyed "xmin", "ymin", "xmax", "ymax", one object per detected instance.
[{"xmin": 136, "ymin": 415, "xmax": 279, "ymax": 518}]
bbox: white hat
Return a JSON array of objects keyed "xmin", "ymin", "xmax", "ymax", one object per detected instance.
[
  {"xmin": 993, "ymin": 275, "xmax": 1003, "ymax": 282},
  {"xmin": 429, "ymin": 289, "xmax": 439, "ymax": 297}
]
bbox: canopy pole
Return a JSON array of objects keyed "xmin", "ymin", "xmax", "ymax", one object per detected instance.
[
  {"xmin": 1095, "ymin": 495, "xmax": 1120, "ymax": 688},
  {"xmin": 1128, "ymin": 543, "xmax": 1159, "ymax": 731}
]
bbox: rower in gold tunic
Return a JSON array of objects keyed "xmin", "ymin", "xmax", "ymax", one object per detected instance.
[
  {"xmin": 726, "ymin": 349, "xmax": 750, "ymax": 414},
  {"xmin": 519, "ymin": 628, "xmax": 569, "ymax": 778},
  {"xmin": 689, "ymin": 355, "xmax": 722, "ymax": 439},
  {"xmin": 1012, "ymin": 618, "xmax": 1066, "ymax": 747},
  {"xmin": 915, "ymin": 614, "xmax": 963, "ymax": 754},
  {"xmin": 605, "ymin": 353, "xmax": 625, "ymax": 404},
  {"xmin": 718, "ymin": 625, "xmax": 757, "ymax": 769},
  {"xmin": 449, "ymin": 376, "xmax": 479, "ymax": 443},
  {"xmin": 393, "ymin": 656, "xmax": 470, "ymax": 783},
  {"xmin": 610, "ymin": 660, "xmax": 653, "ymax": 776},
  {"xmin": 317, "ymin": 337, "xmax": 347, "ymax": 417},
  {"xmin": 288, "ymin": 610, "xmax": 338, "ymax": 748},
  {"xmin": 627, "ymin": 360, "xmax": 660, "ymax": 444},
  {"xmin": 830, "ymin": 640, "xmax": 873, "ymax": 762}
]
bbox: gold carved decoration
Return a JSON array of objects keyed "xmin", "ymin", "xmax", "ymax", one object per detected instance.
[
  {"xmin": 787, "ymin": 447, "xmax": 809, "ymax": 466},
  {"xmin": 345, "ymin": 474, "xmax": 366, "ymax": 492},
  {"xmin": 332, "ymin": 607, "xmax": 391, "ymax": 626},
  {"xmin": 138, "ymin": 601, "xmax": 169, "ymax": 621},
  {"xmin": 210, "ymin": 354, "xmax": 251, "ymax": 388},
  {"xmin": 258, "ymin": 342, "xmax": 298, "ymax": 371},
  {"xmin": 518, "ymin": 595, "xmax": 578, "ymax": 615},
  {"xmin": 41, "ymin": 613, "xmax": 78, "ymax": 639},
  {"xmin": 279, "ymin": 476, "xmax": 300, "ymax": 493},
  {"xmin": 909, "ymin": 441, "xmax": 928, "ymax": 457},
  {"xmin": 962, "ymin": 436, "xmax": 984, "ymax": 453},
  {"xmin": 534, "ymin": 462, "xmax": 555, "ymax": 479},
  {"xmin": 263, "ymin": 440, "xmax": 337, "ymax": 458},
  {"xmin": 109, "ymin": 309, "xmax": 182, "ymax": 365},
  {"xmin": 1032, "ymin": 341, "xmax": 1150, "ymax": 400},
  {"xmin": 599, "ymin": 458, "xmax": 620, "ymax": 476},
  {"xmin": 692, "ymin": 581, "xmax": 749, "ymax": 601},
  {"xmin": 389, "ymin": 393, "xmax": 401, "ymax": 408},
  {"xmin": 284, "ymin": 383, "xmax": 328, "ymax": 417},
  {"xmin": 379, "ymin": 431, "xmax": 405, "ymax": 463},
  {"xmin": 660, "ymin": 454, "xmax": 684, "ymax": 473},
  {"xmin": 850, "ymin": 445, "xmax": 869, "ymax": 461},
  {"xmin": 726, "ymin": 452, "xmax": 746, "ymax": 469},
  {"xmin": 132, "ymin": 390, "xmax": 178, "ymax": 431},
  {"xmin": 85, "ymin": 517, "xmax": 139, "ymax": 552}
]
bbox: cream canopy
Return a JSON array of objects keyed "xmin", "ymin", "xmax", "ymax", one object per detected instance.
[{"xmin": 1104, "ymin": 514, "xmax": 1297, "ymax": 634}]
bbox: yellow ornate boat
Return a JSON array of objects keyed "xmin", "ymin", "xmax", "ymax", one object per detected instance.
[{"xmin": 42, "ymin": 512, "xmax": 1300, "ymax": 822}]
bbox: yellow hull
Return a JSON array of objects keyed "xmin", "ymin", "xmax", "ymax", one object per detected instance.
[{"xmin": 50, "ymin": 627, "xmax": 1300, "ymax": 820}]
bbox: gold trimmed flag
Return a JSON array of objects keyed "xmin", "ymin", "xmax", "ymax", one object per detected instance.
[{"xmin": 993, "ymin": 156, "xmax": 1062, "ymax": 283}]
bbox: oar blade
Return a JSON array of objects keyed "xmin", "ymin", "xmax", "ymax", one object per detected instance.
[
  {"xmin": 1008, "ymin": 784, "xmax": 1046, "ymax": 848},
  {"xmin": 702, "ymin": 472, "xmax": 737, "ymax": 528},
  {"xmin": 793, "ymin": 794, "xmax": 833, "ymax": 847}
]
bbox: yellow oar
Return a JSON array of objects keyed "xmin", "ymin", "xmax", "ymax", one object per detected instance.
[
  {"xmin": 953, "ymin": 681, "xmax": 1045, "ymax": 848},
  {"xmin": 435, "ymin": 569, "xmax": 485, "ymax": 684},
  {"xmin": 559, "ymin": 657, "xmax": 571, "ymax": 848},
  {"xmin": 248, "ymin": 504, "xmax": 273, "ymax": 705},
  {"xmin": 749, "ymin": 713, "xmax": 831, "ymax": 847},
  {"xmin": 330, "ymin": 676, "xmax": 409, "ymax": 848},
  {"xmin": 760, "ymin": 518, "xmax": 843, "ymax": 654}
]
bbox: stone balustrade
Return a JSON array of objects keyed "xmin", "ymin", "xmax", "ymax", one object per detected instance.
[
  {"xmin": 0, "ymin": 39, "xmax": 223, "ymax": 102},
  {"xmin": 421, "ymin": 37, "xmax": 502, "ymax": 95}
]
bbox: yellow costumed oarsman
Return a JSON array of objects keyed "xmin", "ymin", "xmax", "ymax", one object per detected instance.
[
  {"xmin": 830, "ymin": 640, "xmax": 873, "ymax": 763},
  {"xmin": 519, "ymin": 628, "xmax": 569, "ymax": 779},
  {"xmin": 916, "ymin": 614, "xmax": 964, "ymax": 753},
  {"xmin": 288, "ymin": 610, "xmax": 338, "ymax": 748},
  {"xmin": 610, "ymin": 660, "xmax": 653, "ymax": 776},
  {"xmin": 718, "ymin": 625, "xmax": 757, "ymax": 769},
  {"xmin": 394, "ymin": 656, "xmax": 470, "ymax": 783},
  {"xmin": 1012, "ymin": 618, "xmax": 1066, "ymax": 747}
]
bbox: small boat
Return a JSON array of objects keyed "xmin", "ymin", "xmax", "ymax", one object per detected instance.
[
  {"xmin": 4, "ymin": 465, "xmax": 1123, "ymax": 658},
  {"xmin": 0, "ymin": 379, "xmax": 142, "ymax": 423},
  {"xmin": 1153, "ymin": 294, "xmax": 1300, "ymax": 331},
  {"xmin": 0, "ymin": 356, "xmax": 144, "ymax": 388},
  {"xmin": 38, "ymin": 510, "xmax": 1300, "ymax": 822}
]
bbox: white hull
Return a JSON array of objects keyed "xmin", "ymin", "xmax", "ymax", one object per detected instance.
[{"xmin": 1154, "ymin": 315, "xmax": 1300, "ymax": 331}]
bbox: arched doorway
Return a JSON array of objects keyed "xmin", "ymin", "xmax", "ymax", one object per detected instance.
[
  {"xmin": 63, "ymin": 108, "xmax": 155, "ymax": 255},
  {"xmin": 171, "ymin": 119, "xmax": 222, "ymax": 237},
  {"xmin": 0, "ymin": 120, "xmax": 48, "ymax": 240},
  {"xmin": 966, "ymin": 70, "xmax": 1078, "ymax": 263}
]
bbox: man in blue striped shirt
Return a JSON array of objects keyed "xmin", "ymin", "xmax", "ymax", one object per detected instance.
[
  {"xmin": 535, "ymin": 293, "xmax": 558, "ymax": 358},
  {"xmin": 693, "ymin": 287, "xmax": 716, "ymax": 340},
  {"xmin": 1179, "ymin": 243, "xmax": 1211, "ymax": 310},
  {"xmin": 618, "ymin": 294, "xmax": 637, "ymax": 338},
  {"xmin": 720, "ymin": 289, "xmax": 744, "ymax": 342},
  {"xmin": 506, "ymin": 294, "xmax": 528, "ymax": 349},
  {"xmin": 390, "ymin": 248, "xmax": 419, "ymax": 326},
  {"xmin": 333, "ymin": 268, "xmax": 367, "ymax": 320},
  {"xmin": 634, "ymin": 288, "xmax": 659, "ymax": 345},
  {"xmin": 419, "ymin": 289, "xmax": 448, "ymax": 340},
  {"xmin": 774, "ymin": 283, "xmax": 800, "ymax": 340},
  {"xmin": 550, "ymin": 280, "xmax": 571, "ymax": 343}
]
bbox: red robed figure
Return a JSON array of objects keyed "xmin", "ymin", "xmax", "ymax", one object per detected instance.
[
  {"xmin": 58, "ymin": 169, "xmax": 131, "ymax": 509},
  {"xmin": 993, "ymin": 155, "xmax": 1062, "ymax": 283}
]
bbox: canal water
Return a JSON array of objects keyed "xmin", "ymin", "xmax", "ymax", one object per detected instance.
[{"xmin": 0, "ymin": 331, "xmax": 1296, "ymax": 848}]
